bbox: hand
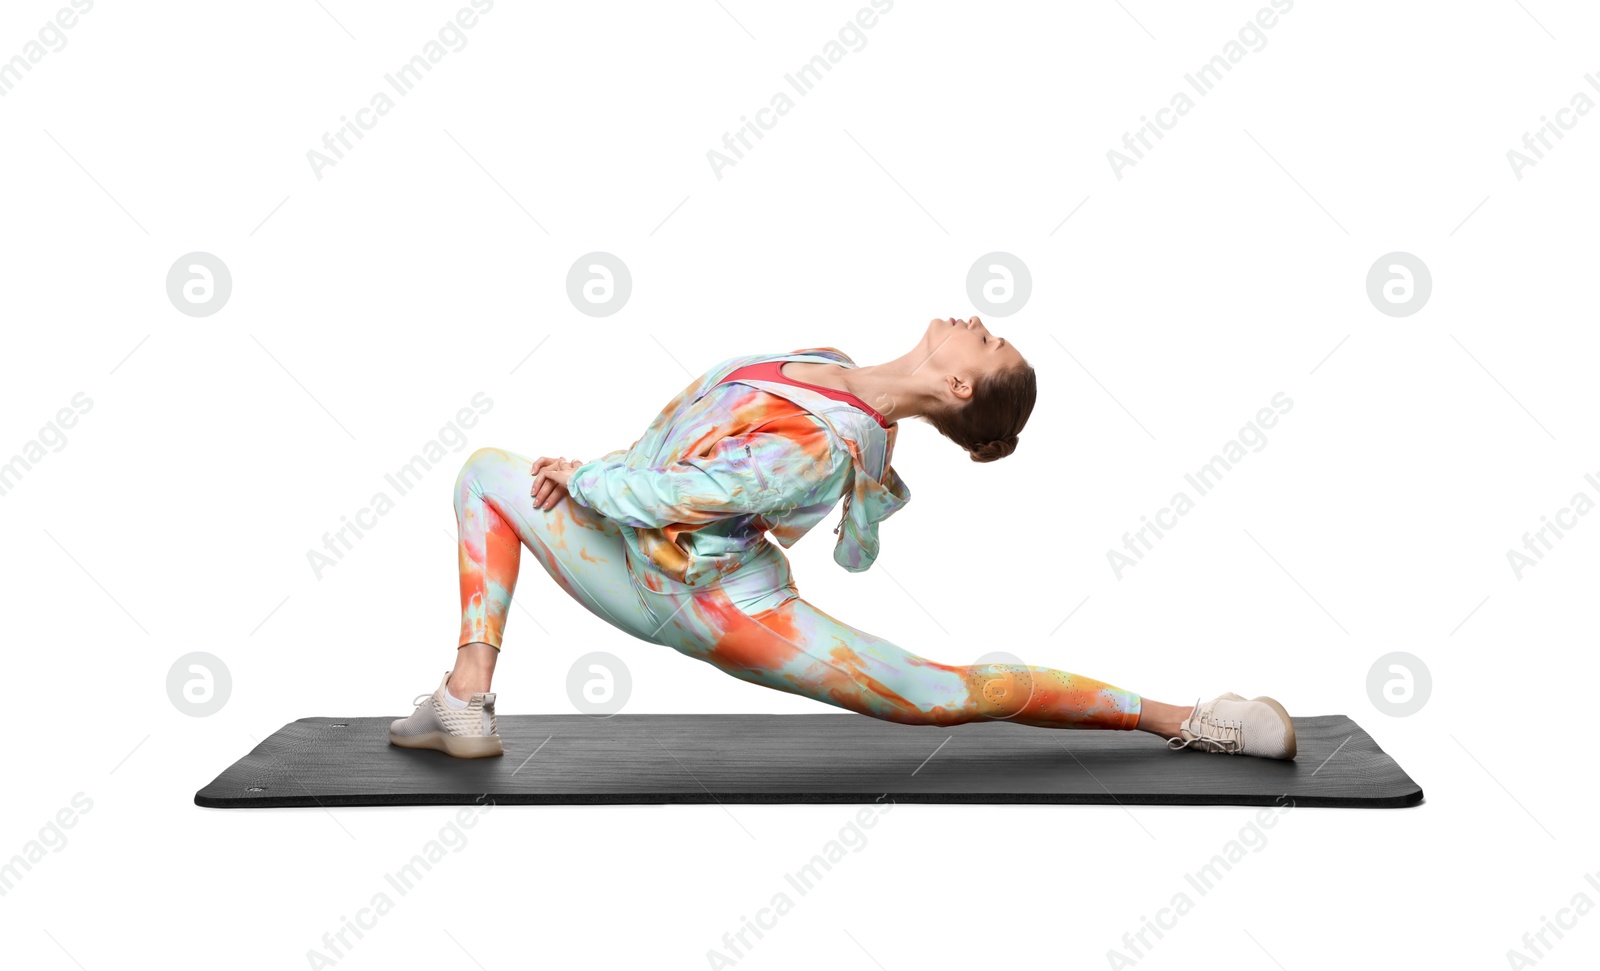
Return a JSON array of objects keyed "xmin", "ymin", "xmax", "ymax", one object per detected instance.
[{"xmin": 530, "ymin": 456, "xmax": 582, "ymax": 511}]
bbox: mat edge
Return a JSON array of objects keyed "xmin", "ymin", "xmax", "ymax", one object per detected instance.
[{"xmin": 195, "ymin": 787, "xmax": 1424, "ymax": 810}]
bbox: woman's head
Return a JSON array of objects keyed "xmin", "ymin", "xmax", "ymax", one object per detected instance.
[{"xmin": 916, "ymin": 316, "xmax": 1037, "ymax": 463}]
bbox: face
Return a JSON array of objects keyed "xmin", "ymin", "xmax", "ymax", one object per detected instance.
[{"xmin": 918, "ymin": 316, "xmax": 1025, "ymax": 402}]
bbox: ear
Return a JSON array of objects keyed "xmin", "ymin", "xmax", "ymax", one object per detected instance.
[{"xmin": 945, "ymin": 372, "xmax": 975, "ymax": 403}]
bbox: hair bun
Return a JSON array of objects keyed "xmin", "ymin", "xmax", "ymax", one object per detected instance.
[{"xmin": 969, "ymin": 435, "xmax": 1018, "ymax": 463}]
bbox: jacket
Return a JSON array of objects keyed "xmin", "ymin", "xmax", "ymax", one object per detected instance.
[{"xmin": 565, "ymin": 347, "xmax": 911, "ymax": 586}]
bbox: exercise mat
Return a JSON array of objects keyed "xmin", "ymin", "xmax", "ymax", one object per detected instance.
[{"xmin": 194, "ymin": 712, "xmax": 1421, "ymax": 809}]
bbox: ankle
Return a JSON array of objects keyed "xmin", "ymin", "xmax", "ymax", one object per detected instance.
[
  {"xmin": 449, "ymin": 643, "xmax": 498, "ymax": 696},
  {"xmin": 1134, "ymin": 699, "xmax": 1192, "ymax": 738},
  {"xmin": 447, "ymin": 671, "xmax": 491, "ymax": 696}
]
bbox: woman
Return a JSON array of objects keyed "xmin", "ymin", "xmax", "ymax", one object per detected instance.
[{"xmin": 389, "ymin": 316, "xmax": 1297, "ymax": 761}]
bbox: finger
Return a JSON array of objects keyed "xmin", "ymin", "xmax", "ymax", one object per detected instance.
[
  {"xmin": 544, "ymin": 477, "xmax": 566, "ymax": 510},
  {"xmin": 541, "ymin": 478, "xmax": 557, "ymax": 504},
  {"xmin": 531, "ymin": 457, "xmax": 552, "ymax": 476}
]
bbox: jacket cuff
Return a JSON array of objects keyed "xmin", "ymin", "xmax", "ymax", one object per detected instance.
[{"xmin": 565, "ymin": 460, "xmax": 603, "ymax": 508}]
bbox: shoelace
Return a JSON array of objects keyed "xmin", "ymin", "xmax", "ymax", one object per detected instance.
[{"xmin": 1166, "ymin": 698, "xmax": 1243, "ymax": 753}]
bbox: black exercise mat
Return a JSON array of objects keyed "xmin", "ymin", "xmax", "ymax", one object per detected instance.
[{"xmin": 195, "ymin": 712, "xmax": 1421, "ymax": 809}]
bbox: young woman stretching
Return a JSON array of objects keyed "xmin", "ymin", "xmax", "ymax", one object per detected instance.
[{"xmin": 389, "ymin": 316, "xmax": 1297, "ymax": 760}]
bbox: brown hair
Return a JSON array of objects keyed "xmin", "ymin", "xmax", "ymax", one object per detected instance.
[{"xmin": 922, "ymin": 363, "xmax": 1037, "ymax": 462}]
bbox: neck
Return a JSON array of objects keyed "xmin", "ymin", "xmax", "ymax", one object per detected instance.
[{"xmin": 836, "ymin": 349, "xmax": 943, "ymax": 421}]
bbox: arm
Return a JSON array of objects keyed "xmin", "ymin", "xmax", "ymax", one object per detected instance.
[{"xmin": 566, "ymin": 419, "xmax": 842, "ymax": 528}]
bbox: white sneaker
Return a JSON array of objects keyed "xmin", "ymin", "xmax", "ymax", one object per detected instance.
[
  {"xmin": 1168, "ymin": 693, "xmax": 1296, "ymax": 760},
  {"xmin": 388, "ymin": 670, "xmax": 503, "ymax": 758}
]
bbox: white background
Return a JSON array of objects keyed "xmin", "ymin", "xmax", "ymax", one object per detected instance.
[{"xmin": 3, "ymin": 1, "xmax": 1597, "ymax": 968}]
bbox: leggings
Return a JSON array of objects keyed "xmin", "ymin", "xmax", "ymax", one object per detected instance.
[{"xmin": 454, "ymin": 447, "xmax": 1142, "ymax": 729}]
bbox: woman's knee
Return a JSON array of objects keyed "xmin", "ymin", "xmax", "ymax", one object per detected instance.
[
  {"xmin": 461, "ymin": 446, "xmax": 514, "ymax": 477},
  {"xmin": 455, "ymin": 446, "xmax": 520, "ymax": 497},
  {"xmin": 861, "ymin": 662, "xmax": 1032, "ymax": 725}
]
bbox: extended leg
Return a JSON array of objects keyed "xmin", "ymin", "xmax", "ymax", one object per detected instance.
[
  {"xmin": 647, "ymin": 574, "xmax": 1295, "ymax": 756},
  {"xmin": 652, "ymin": 582, "xmax": 1144, "ymax": 730}
]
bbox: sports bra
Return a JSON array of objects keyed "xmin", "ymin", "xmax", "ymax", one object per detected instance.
[{"xmin": 720, "ymin": 360, "xmax": 892, "ymax": 429}]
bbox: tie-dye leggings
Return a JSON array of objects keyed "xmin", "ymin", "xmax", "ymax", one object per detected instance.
[{"xmin": 454, "ymin": 447, "xmax": 1142, "ymax": 729}]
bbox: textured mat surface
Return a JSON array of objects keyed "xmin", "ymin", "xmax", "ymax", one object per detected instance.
[{"xmin": 195, "ymin": 713, "xmax": 1422, "ymax": 809}]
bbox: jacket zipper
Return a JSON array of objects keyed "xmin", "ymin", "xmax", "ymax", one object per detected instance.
[{"xmin": 744, "ymin": 444, "xmax": 770, "ymax": 493}]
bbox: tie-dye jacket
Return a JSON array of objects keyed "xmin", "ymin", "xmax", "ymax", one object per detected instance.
[{"xmin": 565, "ymin": 348, "xmax": 911, "ymax": 586}]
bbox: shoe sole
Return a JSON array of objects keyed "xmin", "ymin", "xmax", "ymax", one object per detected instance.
[
  {"xmin": 1251, "ymin": 695, "xmax": 1297, "ymax": 760},
  {"xmin": 389, "ymin": 730, "xmax": 504, "ymax": 758}
]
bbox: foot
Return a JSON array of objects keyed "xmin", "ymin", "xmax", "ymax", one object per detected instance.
[
  {"xmin": 388, "ymin": 670, "xmax": 503, "ymax": 758},
  {"xmin": 1167, "ymin": 693, "xmax": 1296, "ymax": 760}
]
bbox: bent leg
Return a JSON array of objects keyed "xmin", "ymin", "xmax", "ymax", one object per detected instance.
[
  {"xmin": 454, "ymin": 446, "xmax": 657, "ymax": 649},
  {"xmin": 654, "ymin": 580, "xmax": 1141, "ymax": 730}
]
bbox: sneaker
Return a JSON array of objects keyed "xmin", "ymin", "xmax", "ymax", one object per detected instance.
[
  {"xmin": 388, "ymin": 670, "xmax": 503, "ymax": 758},
  {"xmin": 1167, "ymin": 693, "xmax": 1296, "ymax": 760}
]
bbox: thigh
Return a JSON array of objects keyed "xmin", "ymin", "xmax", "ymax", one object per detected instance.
[
  {"xmin": 461, "ymin": 446, "xmax": 659, "ymax": 643},
  {"xmin": 652, "ymin": 573, "xmax": 978, "ymax": 725}
]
